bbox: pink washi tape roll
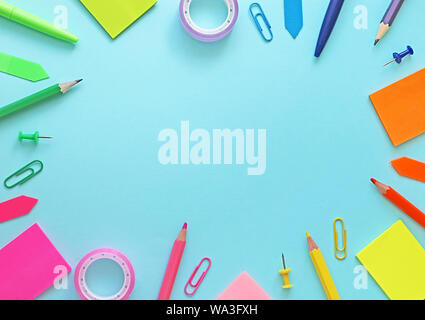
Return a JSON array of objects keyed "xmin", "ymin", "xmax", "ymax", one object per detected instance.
[{"xmin": 74, "ymin": 248, "xmax": 135, "ymax": 300}]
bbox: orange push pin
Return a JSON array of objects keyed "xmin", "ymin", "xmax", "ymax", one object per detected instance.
[{"xmin": 278, "ymin": 252, "xmax": 293, "ymax": 289}]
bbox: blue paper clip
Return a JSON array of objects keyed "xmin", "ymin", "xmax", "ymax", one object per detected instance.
[
  {"xmin": 184, "ymin": 257, "xmax": 212, "ymax": 296},
  {"xmin": 249, "ymin": 3, "xmax": 273, "ymax": 42},
  {"xmin": 4, "ymin": 160, "xmax": 44, "ymax": 189}
]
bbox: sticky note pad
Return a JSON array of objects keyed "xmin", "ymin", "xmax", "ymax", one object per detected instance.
[
  {"xmin": 217, "ymin": 271, "xmax": 272, "ymax": 300},
  {"xmin": 0, "ymin": 223, "xmax": 71, "ymax": 300},
  {"xmin": 80, "ymin": 0, "xmax": 157, "ymax": 39},
  {"xmin": 369, "ymin": 68, "xmax": 425, "ymax": 146},
  {"xmin": 357, "ymin": 220, "xmax": 425, "ymax": 300}
]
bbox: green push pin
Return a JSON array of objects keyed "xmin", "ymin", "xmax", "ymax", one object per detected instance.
[{"xmin": 19, "ymin": 131, "xmax": 53, "ymax": 143}]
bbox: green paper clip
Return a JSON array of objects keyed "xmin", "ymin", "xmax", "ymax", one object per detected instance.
[{"xmin": 4, "ymin": 160, "xmax": 44, "ymax": 189}]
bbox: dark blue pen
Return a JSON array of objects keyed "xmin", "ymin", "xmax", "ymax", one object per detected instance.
[{"xmin": 314, "ymin": 0, "xmax": 344, "ymax": 58}]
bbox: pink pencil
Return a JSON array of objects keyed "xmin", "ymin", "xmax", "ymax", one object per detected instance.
[{"xmin": 158, "ymin": 222, "xmax": 187, "ymax": 300}]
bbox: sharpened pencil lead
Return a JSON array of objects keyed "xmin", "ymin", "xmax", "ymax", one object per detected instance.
[
  {"xmin": 1, "ymin": 81, "xmax": 80, "ymax": 118},
  {"xmin": 374, "ymin": 0, "xmax": 405, "ymax": 46},
  {"xmin": 374, "ymin": 39, "xmax": 379, "ymax": 46},
  {"xmin": 60, "ymin": 79, "xmax": 83, "ymax": 93}
]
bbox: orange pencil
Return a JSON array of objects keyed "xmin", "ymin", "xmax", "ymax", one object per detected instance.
[{"xmin": 371, "ymin": 178, "xmax": 425, "ymax": 229}]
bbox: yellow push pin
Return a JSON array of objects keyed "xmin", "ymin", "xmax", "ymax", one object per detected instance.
[{"xmin": 278, "ymin": 252, "xmax": 293, "ymax": 289}]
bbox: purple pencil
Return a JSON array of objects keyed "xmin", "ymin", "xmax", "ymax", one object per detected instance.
[{"xmin": 374, "ymin": 0, "xmax": 405, "ymax": 45}]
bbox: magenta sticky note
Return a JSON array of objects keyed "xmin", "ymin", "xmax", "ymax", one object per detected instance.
[
  {"xmin": 0, "ymin": 223, "xmax": 71, "ymax": 300},
  {"xmin": 217, "ymin": 271, "xmax": 272, "ymax": 300}
]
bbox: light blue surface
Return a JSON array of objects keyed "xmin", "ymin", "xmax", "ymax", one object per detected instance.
[{"xmin": 0, "ymin": 0, "xmax": 424, "ymax": 300}]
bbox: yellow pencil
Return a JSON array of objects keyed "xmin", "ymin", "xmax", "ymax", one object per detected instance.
[{"xmin": 306, "ymin": 232, "xmax": 340, "ymax": 300}]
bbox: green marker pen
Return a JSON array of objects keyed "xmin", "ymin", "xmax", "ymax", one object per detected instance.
[{"xmin": 0, "ymin": 0, "xmax": 78, "ymax": 43}]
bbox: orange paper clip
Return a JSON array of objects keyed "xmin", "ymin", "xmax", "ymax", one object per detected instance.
[{"xmin": 184, "ymin": 257, "xmax": 211, "ymax": 296}]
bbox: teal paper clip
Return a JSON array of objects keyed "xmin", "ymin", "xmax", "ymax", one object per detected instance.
[
  {"xmin": 249, "ymin": 3, "xmax": 273, "ymax": 42},
  {"xmin": 4, "ymin": 160, "xmax": 44, "ymax": 189}
]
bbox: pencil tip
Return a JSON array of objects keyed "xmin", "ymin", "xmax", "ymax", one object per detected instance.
[
  {"xmin": 370, "ymin": 178, "xmax": 377, "ymax": 184},
  {"xmin": 374, "ymin": 39, "xmax": 379, "ymax": 46},
  {"xmin": 60, "ymin": 79, "xmax": 82, "ymax": 93},
  {"xmin": 306, "ymin": 232, "xmax": 310, "ymax": 238},
  {"xmin": 182, "ymin": 222, "xmax": 187, "ymax": 230}
]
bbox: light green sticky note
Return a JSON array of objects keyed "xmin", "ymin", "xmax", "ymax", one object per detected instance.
[
  {"xmin": 0, "ymin": 52, "xmax": 49, "ymax": 82},
  {"xmin": 80, "ymin": 0, "xmax": 157, "ymax": 39}
]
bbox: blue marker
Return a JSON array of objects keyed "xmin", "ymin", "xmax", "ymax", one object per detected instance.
[
  {"xmin": 384, "ymin": 46, "xmax": 414, "ymax": 66},
  {"xmin": 314, "ymin": 0, "xmax": 344, "ymax": 58}
]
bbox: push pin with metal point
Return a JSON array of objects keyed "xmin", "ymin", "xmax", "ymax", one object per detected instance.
[
  {"xmin": 278, "ymin": 252, "xmax": 293, "ymax": 289},
  {"xmin": 384, "ymin": 45, "xmax": 414, "ymax": 66},
  {"xmin": 19, "ymin": 131, "xmax": 53, "ymax": 143}
]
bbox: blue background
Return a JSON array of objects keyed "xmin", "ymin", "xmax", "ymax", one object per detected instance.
[{"xmin": 1, "ymin": 0, "xmax": 424, "ymax": 300}]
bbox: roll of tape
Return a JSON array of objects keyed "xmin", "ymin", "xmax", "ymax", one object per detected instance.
[
  {"xmin": 74, "ymin": 248, "xmax": 135, "ymax": 300},
  {"xmin": 179, "ymin": 0, "xmax": 239, "ymax": 42}
]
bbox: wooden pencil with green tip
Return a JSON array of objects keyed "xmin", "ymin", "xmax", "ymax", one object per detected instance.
[{"xmin": 0, "ymin": 80, "xmax": 82, "ymax": 119}]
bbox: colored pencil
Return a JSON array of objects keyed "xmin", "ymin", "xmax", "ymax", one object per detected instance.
[
  {"xmin": 158, "ymin": 222, "xmax": 187, "ymax": 300},
  {"xmin": 314, "ymin": 0, "xmax": 344, "ymax": 58},
  {"xmin": 306, "ymin": 232, "xmax": 340, "ymax": 300},
  {"xmin": 374, "ymin": 0, "xmax": 404, "ymax": 46},
  {"xmin": 0, "ymin": 0, "xmax": 78, "ymax": 43},
  {"xmin": 371, "ymin": 178, "xmax": 425, "ymax": 229},
  {"xmin": 0, "ymin": 80, "xmax": 82, "ymax": 119}
]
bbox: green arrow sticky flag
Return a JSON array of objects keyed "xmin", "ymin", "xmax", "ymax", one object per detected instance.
[{"xmin": 0, "ymin": 52, "xmax": 49, "ymax": 82}]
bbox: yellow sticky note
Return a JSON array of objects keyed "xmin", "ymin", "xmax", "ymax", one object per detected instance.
[
  {"xmin": 80, "ymin": 0, "xmax": 157, "ymax": 38},
  {"xmin": 357, "ymin": 220, "xmax": 425, "ymax": 300}
]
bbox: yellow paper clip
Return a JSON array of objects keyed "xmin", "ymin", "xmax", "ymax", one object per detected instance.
[
  {"xmin": 333, "ymin": 218, "xmax": 347, "ymax": 260},
  {"xmin": 278, "ymin": 252, "xmax": 292, "ymax": 289}
]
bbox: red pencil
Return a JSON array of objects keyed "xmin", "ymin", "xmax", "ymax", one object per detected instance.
[{"xmin": 371, "ymin": 178, "xmax": 425, "ymax": 229}]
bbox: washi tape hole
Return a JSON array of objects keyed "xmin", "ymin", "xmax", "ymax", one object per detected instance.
[
  {"xmin": 189, "ymin": 0, "xmax": 229, "ymax": 29},
  {"xmin": 84, "ymin": 258, "xmax": 125, "ymax": 298}
]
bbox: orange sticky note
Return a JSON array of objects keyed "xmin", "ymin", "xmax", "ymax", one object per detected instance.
[
  {"xmin": 391, "ymin": 157, "xmax": 425, "ymax": 183},
  {"xmin": 369, "ymin": 68, "xmax": 425, "ymax": 146}
]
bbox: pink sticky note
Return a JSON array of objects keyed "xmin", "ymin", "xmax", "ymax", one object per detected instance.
[
  {"xmin": 0, "ymin": 195, "xmax": 38, "ymax": 223},
  {"xmin": 0, "ymin": 223, "xmax": 71, "ymax": 300},
  {"xmin": 217, "ymin": 271, "xmax": 272, "ymax": 300}
]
